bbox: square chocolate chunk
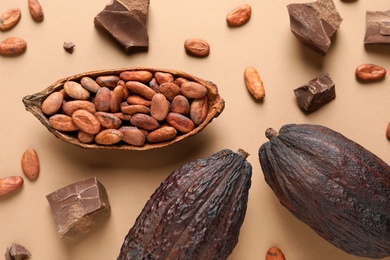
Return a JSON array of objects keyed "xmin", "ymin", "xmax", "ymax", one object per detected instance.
[{"xmin": 364, "ymin": 10, "xmax": 390, "ymax": 45}]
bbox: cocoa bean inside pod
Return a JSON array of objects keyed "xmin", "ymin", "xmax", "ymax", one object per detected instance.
[{"xmin": 22, "ymin": 67, "xmax": 225, "ymax": 150}]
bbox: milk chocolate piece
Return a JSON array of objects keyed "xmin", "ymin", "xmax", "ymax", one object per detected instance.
[
  {"xmin": 287, "ymin": 0, "xmax": 342, "ymax": 55},
  {"xmin": 94, "ymin": 0, "xmax": 150, "ymax": 54},
  {"xmin": 5, "ymin": 243, "xmax": 31, "ymax": 260},
  {"xmin": 364, "ymin": 10, "xmax": 390, "ymax": 45},
  {"xmin": 294, "ymin": 72, "xmax": 335, "ymax": 113},
  {"xmin": 46, "ymin": 177, "xmax": 111, "ymax": 241}
]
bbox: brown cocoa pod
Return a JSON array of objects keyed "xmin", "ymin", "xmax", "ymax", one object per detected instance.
[
  {"xmin": 166, "ymin": 113, "xmax": 194, "ymax": 133},
  {"xmin": 154, "ymin": 72, "xmax": 174, "ymax": 84},
  {"xmin": 80, "ymin": 77, "xmax": 101, "ymax": 93},
  {"xmin": 120, "ymin": 70, "xmax": 153, "ymax": 82},
  {"xmin": 41, "ymin": 92, "xmax": 64, "ymax": 115},
  {"xmin": 49, "ymin": 114, "xmax": 78, "ymax": 131},
  {"xmin": 147, "ymin": 126, "xmax": 177, "ymax": 143},
  {"xmin": 125, "ymin": 81, "xmax": 156, "ymax": 100},
  {"xmin": 121, "ymin": 104, "xmax": 150, "ymax": 115},
  {"xmin": 120, "ymin": 126, "xmax": 146, "ymax": 147},
  {"xmin": 71, "ymin": 109, "xmax": 101, "ymax": 135},
  {"xmin": 184, "ymin": 38, "xmax": 210, "ymax": 57},
  {"xmin": 180, "ymin": 81, "xmax": 208, "ymax": 99},
  {"xmin": 0, "ymin": 176, "xmax": 24, "ymax": 197},
  {"xmin": 110, "ymin": 85, "xmax": 124, "ymax": 112},
  {"xmin": 171, "ymin": 95, "xmax": 190, "ymax": 115},
  {"xmin": 130, "ymin": 113, "xmax": 160, "ymax": 131},
  {"xmin": 158, "ymin": 83, "xmax": 181, "ymax": 101},
  {"xmin": 259, "ymin": 124, "xmax": 390, "ymax": 258},
  {"xmin": 64, "ymin": 81, "xmax": 90, "ymax": 100},
  {"xmin": 355, "ymin": 64, "xmax": 386, "ymax": 81},
  {"xmin": 0, "ymin": 37, "xmax": 27, "ymax": 56},
  {"xmin": 95, "ymin": 112, "xmax": 122, "ymax": 129},
  {"xmin": 78, "ymin": 131, "xmax": 95, "ymax": 144},
  {"xmin": 96, "ymin": 75, "xmax": 120, "ymax": 88},
  {"xmin": 126, "ymin": 95, "xmax": 151, "ymax": 106},
  {"xmin": 95, "ymin": 129, "xmax": 123, "ymax": 145},
  {"xmin": 0, "ymin": 8, "xmax": 22, "ymax": 31},
  {"xmin": 226, "ymin": 4, "xmax": 252, "ymax": 27},
  {"xmin": 190, "ymin": 96, "xmax": 208, "ymax": 125},
  {"xmin": 21, "ymin": 148, "xmax": 40, "ymax": 181},
  {"xmin": 28, "ymin": 0, "xmax": 44, "ymax": 22},
  {"xmin": 266, "ymin": 247, "xmax": 286, "ymax": 260},
  {"xmin": 150, "ymin": 93, "xmax": 170, "ymax": 121},
  {"xmin": 118, "ymin": 149, "xmax": 252, "ymax": 259},
  {"xmin": 95, "ymin": 87, "xmax": 111, "ymax": 112},
  {"xmin": 62, "ymin": 100, "xmax": 96, "ymax": 115}
]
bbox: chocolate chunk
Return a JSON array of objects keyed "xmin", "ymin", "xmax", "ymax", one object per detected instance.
[
  {"xmin": 5, "ymin": 243, "xmax": 31, "ymax": 260},
  {"xmin": 294, "ymin": 72, "xmax": 336, "ymax": 113},
  {"xmin": 46, "ymin": 177, "xmax": 111, "ymax": 241},
  {"xmin": 94, "ymin": 0, "xmax": 150, "ymax": 54},
  {"xmin": 364, "ymin": 10, "xmax": 390, "ymax": 45},
  {"xmin": 63, "ymin": 42, "xmax": 75, "ymax": 53},
  {"xmin": 287, "ymin": 0, "xmax": 342, "ymax": 55}
]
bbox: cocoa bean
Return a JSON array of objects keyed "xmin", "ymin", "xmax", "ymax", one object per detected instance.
[
  {"xmin": 158, "ymin": 83, "xmax": 181, "ymax": 101},
  {"xmin": 64, "ymin": 81, "xmax": 90, "ymax": 100},
  {"xmin": 21, "ymin": 148, "xmax": 39, "ymax": 181},
  {"xmin": 0, "ymin": 8, "xmax": 21, "ymax": 31},
  {"xmin": 127, "ymin": 95, "xmax": 151, "ymax": 106},
  {"xmin": 0, "ymin": 37, "xmax": 27, "ymax": 56},
  {"xmin": 226, "ymin": 4, "xmax": 252, "ymax": 27},
  {"xmin": 0, "ymin": 176, "xmax": 23, "ymax": 197},
  {"xmin": 147, "ymin": 126, "xmax": 177, "ymax": 143},
  {"xmin": 184, "ymin": 38, "xmax": 210, "ymax": 57},
  {"xmin": 41, "ymin": 92, "xmax": 64, "ymax": 115},
  {"xmin": 71, "ymin": 109, "xmax": 101, "ymax": 135},
  {"xmin": 266, "ymin": 247, "xmax": 286, "ymax": 260},
  {"xmin": 190, "ymin": 96, "xmax": 208, "ymax": 125},
  {"xmin": 174, "ymin": 77, "xmax": 189, "ymax": 87},
  {"xmin": 78, "ymin": 131, "xmax": 95, "ymax": 144},
  {"xmin": 355, "ymin": 64, "xmax": 386, "ymax": 81},
  {"xmin": 166, "ymin": 113, "xmax": 194, "ymax": 133},
  {"xmin": 180, "ymin": 81, "xmax": 208, "ymax": 99},
  {"xmin": 120, "ymin": 70, "xmax": 153, "ymax": 82},
  {"xmin": 96, "ymin": 75, "xmax": 120, "ymax": 88},
  {"xmin": 120, "ymin": 126, "xmax": 146, "ymax": 146},
  {"xmin": 155, "ymin": 72, "xmax": 174, "ymax": 84},
  {"xmin": 95, "ymin": 87, "xmax": 111, "ymax": 112},
  {"xmin": 62, "ymin": 100, "xmax": 96, "ymax": 115},
  {"xmin": 150, "ymin": 93, "xmax": 170, "ymax": 121},
  {"xmin": 171, "ymin": 95, "xmax": 190, "ymax": 115},
  {"xmin": 49, "ymin": 114, "xmax": 78, "ymax": 131},
  {"xmin": 121, "ymin": 104, "xmax": 150, "ymax": 115},
  {"xmin": 95, "ymin": 112, "xmax": 122, "ymax": 129},
  {"xmin": 149, "ymin": 77, "xmax": 160, "ymax": 92},
  {"xmin": 244, "ymin": 66, "xmax": 265, "ymax": 100},
  {"xmin": 80, "ymin": 77, "xmax": 101, "ymax": 93},
  {"xmin": 110, "ymin": 85, "xmax": 124, "ymax": 112},
  {"xmin": 130, "ymin": 113, "xmax": 160, "ymax": 131},
  {"xmin": 125, "ymin": 81, "xmax": 156, "ymax": 100},
  {"xmin": 112, "ymin": 112, "xmax": 132, "ymax": 121},
  {"xmin": 28, "ymin": 0, "xmax": 44, "ymax": 22},
  {"xmin": 95, "ymin": 129, "xmax": 123, "ymax": 145}
]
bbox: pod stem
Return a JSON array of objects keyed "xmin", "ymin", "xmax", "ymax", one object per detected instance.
[
  {"xmin": 237, "ymin": 149, "xmax": 249, "ymax": 160},
  {"xmin": 265, "ymin": 128, "xmax": 278, "ymax": 140}
]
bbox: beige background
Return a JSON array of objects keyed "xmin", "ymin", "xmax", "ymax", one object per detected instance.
[{"xmin": 0, "ymin": 0, "xmax": 389, "ymax": 259}]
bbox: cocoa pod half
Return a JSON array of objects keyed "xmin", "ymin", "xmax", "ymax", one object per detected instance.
[
  {"xmin": 258, "ymin": 124, "xmax": 390, "ymax": 258},
  {"xmin": 118, "ymin": 149, "xmax": 252, "ymax": 260}
]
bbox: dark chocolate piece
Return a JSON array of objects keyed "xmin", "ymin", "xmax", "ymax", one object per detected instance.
[
  {"xmin": 94, "ymin": 0, "xmax": 150, "ymax": 54},
  {"xmin": 294, "ymin": 72, "xmax": 335, "ymax": 113},
  {"xmin": 63, "ymin": 42, "xmax": 75, "ymax": 53},
  {"xmin": 364, "ymin": 10, "xmax": 390, "ymax": 45},
  {"xmin": 287, "ymin": 0, "xmax": 342, "ymax": 55},
  {"xmin": 5, "ymin": 243, "xmax": 31, "ymax": 260},
  {"xmin": 46, "ymin": 177, "xmax": 111, "ymax": 241}
]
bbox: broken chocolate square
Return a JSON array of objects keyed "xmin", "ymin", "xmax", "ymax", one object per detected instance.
[
  {"xmin": 287, "ymin": 0, "xmax": 343, "ymax": 55},
  {"xmin": 5, "ymin": 243, "xmax": 31, "ymax": 260},
  {"xmin": 294, "ymin": 72, "xmax": 336, "ymax": 113},
  {"xmin": 94, "ymin": 0, "xmax": 150, "ymax": 54},
  {"xmin": 364, "ymin": 10, "xmax": 390, "ymax": 45},
  {"xmin": 46, "ymin": 177, "xmax": 111, "ymax": 241}
]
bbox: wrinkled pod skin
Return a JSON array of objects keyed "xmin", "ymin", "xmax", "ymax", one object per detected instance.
[
  {"xmin": 258, "ymin": 124, "xmax": 390, "ymax": 258},
  {"xmin": 118, "ymin": 149, "xmax": 252, "ymax": 260}
]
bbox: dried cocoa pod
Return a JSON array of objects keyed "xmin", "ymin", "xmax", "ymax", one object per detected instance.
[
  {"xmin": 118, "ymin": 149, "xmax": 252, "ymax": 260},
  {"xmin": 258, "ymin": 124, "xmax": 390, "ymax": 258},
  {"xmin": 23, "ymin": 67, "xmax": 224, "ymax": 151}
]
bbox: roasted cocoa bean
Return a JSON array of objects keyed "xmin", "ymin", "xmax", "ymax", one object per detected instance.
[
  {"xmin": 150, "ymin": 93, "xmax": 170, "ymax": 121},
  {"xmin": 42, "ymin": 92, "xmax": 64, "ymax": 115},
  {"xmin": 0, "ymin": 176, "xmax": 23, "ymax": 197},
  {"xmin": 181, "ymin": 81, "xmax": 208, "ymax": 99},
  {"xmin": 166, "ymin": 113, "xmax": 195, "ymax": 133},
  {"xmin": 121, "ymin": 104, "xmax": 150, "ymax": 115},
  {"xmin": 184, "ymin": 38, "xmax": 210, "ymax": 57},
  {"xmin": 96, "ymin": 75, "xmax": 120, "ymax": 88},
  {"xmin": 266, "ymin": 247, "xmax": 286, "ymax": 260},
  {"xmin": 113, "ymin": 112, "xmax": 132, "ymax": 121},
  {"xmin": 0, "ymin": 8, "xmax": 21, "ymax": 31},
  {"xmin": 130, "ymin": 113, "xmax": 160, "ymax": 131},
  {"xmin": 155, "ymin": 72, "xmax": 174, "ymax": 84},
  {"xmin": 147, "ymin": 126, "xmax": 177, "ymax": 143},
  {"xmin": 244, "ymin": 66, "xmax": 265, "ymax": 100},
  {"xmin": 80, "ymin": 77, "xmax": 102, "ymax": 93},
  {"xmin": 158, "ymin": 83, "xmax": 181, "ymax": 101},
  {"xmin": 28, "ymin": 0, "xmax": 44, "ymax": 22},
  {"xmin": 78, "ymin": 131, "xmax": 95, "ymax": 144},
  {"xmin": 0, "ymin": 37, "xmax": 27, "ymax": 56},
  {"xmin": 95, "ymin": 112, "xmax": 122, "ymax": 129},
  {"xmin": 174, "ymin": 77, "xmax": 189, "ymax": 87},
  {"xmin": 355, "ymin": 64, "xmax": 386, "ymax": 81},
  {"xmin": 62, "ymin": 100, "xmax": 96, "ymax": 115},
  {"xmin": 71, "ymin": 109, "xmax": 101, "ymax": 134},
  {"xmin": 95, "ymin": 87, "xmax": 111, "ymax": 112},
  {"xmin": 125, "ymin": 81, "xmax": 156, "ymax": 100},
  {"xmin": 110, "ymin": 85, "xmax": 124, "ymax": 112},
  {"xmin": 190, "ymin": 96, "xmax": 208, "ymax": 125},
  {"xmin": 95, "ymin": 129, "xmax": 123, "ymax": 145},
  {"xmin": 171, "ymin": 95, "xmax": 190, "ymax": 115},
  {"xmin": 120, "ymin": 70, "xmax": 153, "ymax": 82},
  {"xmin": 126, "ymin": 95, "xmax": 151, "ymax": 106},
  {"xmin": 49, "ymin": 114, "xmax": 78, "ymax": 131},
  {"xmin": 21, "ymin": 148, "xmax": 39, "ymax": 181},
  {"xmin": 149, "ymin": 78, "xmax": 160, "ymax": 92},
  {"xmin": 226, "ymin": 4, "xmax": 252, "ymax": 27},
  {"xmin": 64, "ymin": 81, "xmax": 90, "ymax": 100},
  {"xmin": 120, "ymin": 126, "xmax": 146, "ymax": 146}
]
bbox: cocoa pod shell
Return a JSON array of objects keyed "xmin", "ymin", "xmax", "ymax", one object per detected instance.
[
  {"xmin": 22, "ymin": 67, "xmax": 225, "ymax": 151},
  {"xmin": 118, "ymin": 149, "xmax": 252, "ymax": 259},
  {"xmin": 258, "ymin": 124, "xmax": 390, "ymax": 258}
]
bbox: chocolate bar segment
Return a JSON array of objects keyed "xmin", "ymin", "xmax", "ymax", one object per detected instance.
[
  {"xmin": 294, "ymin": 72, "xmax": 336, "ymax": 113},
  {"xmin": 94, "ymin": 0, "xmax": 150, "ymax": 54},
  {"xmin": 364, "ymin": 10, "xmax": 390, "ymax": 45},
  {"xmin": 46, "ymin": 177, "xmax": 111, "ymax": 241},
  {"xmin": 287, "ymin": 0, "xmax": 342, "ymax": 55}
]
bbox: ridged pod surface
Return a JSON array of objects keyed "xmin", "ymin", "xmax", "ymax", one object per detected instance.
[
  {"xmin": 258, "ymin": 124, "xmax": 390, "ymax": 258},
  {"xmin": 118, "ymin": 149, "xmax": 252, "ymax": 260}
]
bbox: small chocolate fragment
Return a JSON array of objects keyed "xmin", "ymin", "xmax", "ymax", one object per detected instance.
[
  {"xmin": 46, "ymin": 177, "xmax": 111, "ymax": 241},
  {"xmin": 364, "ymin": 10, "xmax": 390, "ymax": 45},
  {"xmin": 94, "ymin": 0, "xmax": 150, "ymax": 54},
  {"xmin": 287, "ymin": 0, "xmax": 343, "ymax": 55},
  {"xmin": 294, "ymin": 72, "xmax": 336, "ymax": 113},
  {"xmin": 5, "ymin": 243, "xmax": 31, "ymax": 260},
  {"xmin": 63, "ymin": 42, "xmax": 75, "ymax": 53}
]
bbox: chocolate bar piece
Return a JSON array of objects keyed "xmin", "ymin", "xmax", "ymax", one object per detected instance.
[
  {"xmin": 5, "ymin": 243, "xmax": 31, "ymax": 260},
  {"xmin": 294, "ymin": 72, "xmax": 336, "ymax": 113},
  {"xmin": 46, "ymin": 177, "xmax": 111, "ymax": 241},
  {"xmin": 94, "ymin": 0, "xmax": 150, "ymax": 54},
  {"xmin": 287, "ymin": 0, "xmax": 342, "ymax": 55},
  {"xmin": 364, "ymin": 10, "xmax": 390, "ymax": 45}
]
